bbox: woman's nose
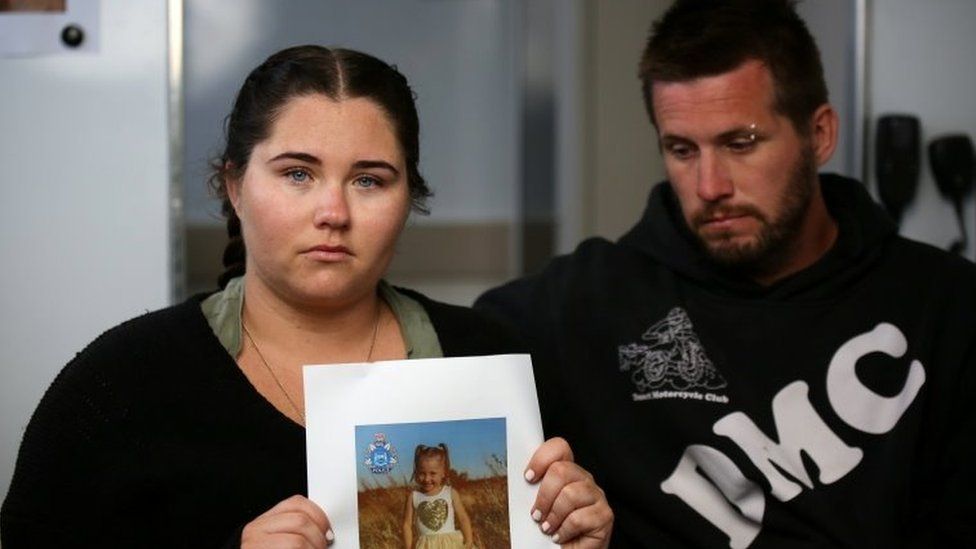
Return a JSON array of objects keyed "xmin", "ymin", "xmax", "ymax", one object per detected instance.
[{"xmin": 312, "ymin": 183, "xmax": 351, "ymax": 228}]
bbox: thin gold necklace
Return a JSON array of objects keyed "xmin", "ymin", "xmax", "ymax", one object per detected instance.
[{"xmin": 241, "ymin": 302, "xmax": 382, "ymax": 423}]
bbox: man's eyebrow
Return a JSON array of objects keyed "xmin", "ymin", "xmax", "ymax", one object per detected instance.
[
  {"xmin": 659, "ymin": 134, "xmax": 693, "ymax": 144},
  {"xmin": 715, "ymin": 126, "xmax": 762, "ymax": 143},
  {"xmin": 268, "ymin": 151, "xmax": 321, "ymax": 164},
  {"xmin": 353, "ymin": 160, "xmax": 400, "ymax": 175}
]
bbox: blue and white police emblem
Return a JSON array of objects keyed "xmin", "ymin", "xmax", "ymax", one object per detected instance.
[{"xmin": 364, "ymin": 433, "xmax": 398, "ymax": 474}]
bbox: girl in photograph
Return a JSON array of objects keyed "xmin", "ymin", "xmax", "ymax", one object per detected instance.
[
  {"xmin": 1, "ymin": 45, "xmax": 613, "ymax": 548},
  {"xmin": 403, "ymin": 444, "xmax": 473, "ymax": 549}
]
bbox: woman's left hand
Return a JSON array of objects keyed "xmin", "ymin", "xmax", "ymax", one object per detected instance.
[{"xmin": 524, "ymin": 437, "xmax": 613, "ymax": 548}]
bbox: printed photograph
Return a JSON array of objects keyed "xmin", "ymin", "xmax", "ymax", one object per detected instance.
[
  {"xmin": 0, "ymin": 0, "xmax": 65, "ymax": 12},
  {"xmin": 355, "ymin": 417, "xmax": 510, "ymax": 548}
]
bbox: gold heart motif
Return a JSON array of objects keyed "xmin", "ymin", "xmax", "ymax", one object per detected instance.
[{"xmin": 417, "ymin": 498, "xmax": 449, "ymax": 531}]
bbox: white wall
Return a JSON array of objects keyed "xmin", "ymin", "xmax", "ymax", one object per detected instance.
[
  {"xmin": 867, "ymin": 0, "xmax": 976, "ymax": 260},
  {"xmin": 0, "ymin": 0, "xmax": 172, "ymax": 503}
]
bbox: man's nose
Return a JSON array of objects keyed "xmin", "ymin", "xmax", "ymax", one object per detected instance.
[
  {"xmin": 312, "ymin": 183, "xmax": 351, "ymax": 228},
  {"xmin": 696, "ymin": 149, "xmax": 734, "ymax": 202}
]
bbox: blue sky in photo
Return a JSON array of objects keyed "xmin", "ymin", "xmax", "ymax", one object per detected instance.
[{"xmin": 354, "ymin": 417, "xmax": 507, "ymax": 488}]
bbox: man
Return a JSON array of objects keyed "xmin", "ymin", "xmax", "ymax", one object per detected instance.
[{"xmin": 476, "ymin": 0, "xmax": 976, "ymax": 547}]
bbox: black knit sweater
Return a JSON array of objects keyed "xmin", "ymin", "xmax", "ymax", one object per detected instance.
[{"xmin": 1, "ymin": 290, "xmax": 523, "ymax": 548}]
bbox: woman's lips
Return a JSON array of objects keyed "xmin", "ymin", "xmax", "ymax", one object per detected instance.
[{"xmin": 304, "ymin": 245, "xmax": 353, "ymax": 261}]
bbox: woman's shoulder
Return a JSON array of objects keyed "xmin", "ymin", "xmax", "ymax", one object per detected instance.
[
  {"xmin": 392, "ymin": 287, "xmax": 527, "ymax": 357},
  {"xmin": 19, "ymin": 296, "xmax": 226, "ymax": 449},
  {"xmin": 53, "ymin": 295, "xmax": 223, "ymax": 396},
  {"xmin": 75, "ymin": 296, "xmax": 214, "ymax": 364}
]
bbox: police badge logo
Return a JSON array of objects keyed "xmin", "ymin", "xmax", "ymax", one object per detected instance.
[{"xmin": 363, "ymin": 433, "xmax": 398, "ymax": 474}]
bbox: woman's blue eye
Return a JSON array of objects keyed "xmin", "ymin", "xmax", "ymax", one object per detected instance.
[
  {"xmin": 355, "ymin": 175, "xmax": 381, "ymax": 188},
  {"xmin": 286, "ymin": 169, "xmax": 310, "ymax": 184}
]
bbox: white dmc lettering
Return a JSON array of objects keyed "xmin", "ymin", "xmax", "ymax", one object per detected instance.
[
  {"xmin": 661, "ymin": 323, "xmax": 925, "ymax": 548},
  {"xmin": 661, "ymin": 445, "xmax": 764, "ymax": 549},
  {"xmin": 826, "ymin": 323, "xmax": 926, "ymax": 434}
]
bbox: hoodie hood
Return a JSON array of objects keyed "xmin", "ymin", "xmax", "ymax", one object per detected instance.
[{"xmin": 617, "ymin": 173, "xmax": 898, "ymax": 299}]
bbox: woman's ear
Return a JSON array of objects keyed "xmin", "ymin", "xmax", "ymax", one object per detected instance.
[
  {"xmin": 225, "ymin": 163, "xmax": 243, "ymax": 214},
  {"xmin": 809, "ymin": 103, "xmax": 839, "ymax": 167}
]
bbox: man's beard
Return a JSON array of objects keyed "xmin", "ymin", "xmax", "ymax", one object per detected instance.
[{"xmin": 691, "ymin": 145, "xmax": 818, "ymax": 275}]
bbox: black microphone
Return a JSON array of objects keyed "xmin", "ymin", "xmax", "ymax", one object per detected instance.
[
  {"xmin": 928, "ymin": 134, "xmax": 974, "ymax": 255},
  {"xmin": 875, "ymin": 115, "xmax": 921, "ymax": 226}
]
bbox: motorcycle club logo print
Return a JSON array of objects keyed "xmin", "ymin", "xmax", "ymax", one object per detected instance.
[
  {"xmin": 364, "ymin": 433, "xmax": 398, "ymax": 474},
  {"xmin": 619, "ymin": 307, "xmax": 729, "ymax": 403}
]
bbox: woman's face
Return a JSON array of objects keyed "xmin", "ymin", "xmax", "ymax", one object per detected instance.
[{"xmin": 229, "ymin": 94, "xmax": 411, "ymax": 308}]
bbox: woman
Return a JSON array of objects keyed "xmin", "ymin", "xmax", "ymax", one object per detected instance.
[{"xmin": 1, "ymin": 46, "xmax": 612, "ymax": 548}]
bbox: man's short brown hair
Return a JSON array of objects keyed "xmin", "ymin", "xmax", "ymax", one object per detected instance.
[{"xmin": 639, "ymin": 0, "xmax": 828, "ymax": 133}]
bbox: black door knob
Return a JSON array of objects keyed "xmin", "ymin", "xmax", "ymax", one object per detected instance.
[{"xmin": 61, "ymin": 24, "xmax": 84, "ymax": 48}]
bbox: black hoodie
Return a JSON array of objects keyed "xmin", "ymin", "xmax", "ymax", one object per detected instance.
[{"xmin": 477, "ymin": 174, "xmax": 976, "ymax": 548}]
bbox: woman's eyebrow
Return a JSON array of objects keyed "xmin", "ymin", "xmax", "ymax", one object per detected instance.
[
  {"xmin": 266, "ymin": 154, "xmax": 399, "ymax": 175},
  {"xmin": 268, "ymin": 151, "xmax": 321, "ymax": 164},
  {"xmin": 353, "ymin": 160, "xmax": 400, "ymax": 175}
]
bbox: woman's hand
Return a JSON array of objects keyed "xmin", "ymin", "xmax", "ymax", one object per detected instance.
[
  {"xmin": 524, "ymin": 437, "xmax": 613, "ymax": 548},
  {"xmin": 241, "ymin": 495, "xmax": 334, "ymax": 548}
]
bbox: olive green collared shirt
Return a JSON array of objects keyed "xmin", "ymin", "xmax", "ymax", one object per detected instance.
[{"xmin": 200, "ymin": 276, "xmax": 443, "ymax": 359}]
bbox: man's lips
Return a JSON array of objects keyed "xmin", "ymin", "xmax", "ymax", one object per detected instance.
[
  {"xmin": 696, "ymin": 212, "xmax": 754, "ymax": 232},
  {"xmin": 703, "ymin": 213, "xmax": 748, "ymax": 223}
]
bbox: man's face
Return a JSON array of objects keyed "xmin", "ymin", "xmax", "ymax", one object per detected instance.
[{"xmin": 651, "ymin": 60, "xmax": 822, "ymax": 273}]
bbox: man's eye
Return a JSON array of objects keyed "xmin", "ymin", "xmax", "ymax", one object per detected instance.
[
  {"xmin": 285, "ymin": 168, "xmax": 311, "ymax": 184},
  {"xmin": 667, "ymin": 144, "xmax": 695, "ymax": 159},
  {"xmin": 727, "ymin": 138, "xmax": 757, "ymax": 153}
]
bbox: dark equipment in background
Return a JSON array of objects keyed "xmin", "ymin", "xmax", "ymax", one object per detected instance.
[
  {"xmin": 929, "ymin": 134, "xmax": 975, "ymax": 255},
  {"xmin": 875, "ymin": 115, "xmax": 921, "ymax": 225}
]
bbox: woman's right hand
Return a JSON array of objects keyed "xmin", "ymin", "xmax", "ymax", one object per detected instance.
[
  {"xmin": 525, "ymin": 438, "xmax": 613, "ymax": 548},
  {"xmin": 241, "ymin": 495, "xmax": 334, "ymax": 548}
]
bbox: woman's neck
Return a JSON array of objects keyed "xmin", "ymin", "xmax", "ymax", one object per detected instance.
[{"xmin": 240, "ymin": 273, "xmax": 384, "ymax": 364}]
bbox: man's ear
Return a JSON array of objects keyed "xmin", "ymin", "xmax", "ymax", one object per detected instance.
[{"xmin": 809, "ymin": 103, "xmax": 839, "ymax": 167}]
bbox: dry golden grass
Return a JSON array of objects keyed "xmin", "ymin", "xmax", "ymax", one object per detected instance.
[{"xmin": 358, "ymin": 475, "xmax": 511, "ymax": 548}]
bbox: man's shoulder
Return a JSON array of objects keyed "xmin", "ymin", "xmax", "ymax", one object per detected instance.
[
  {"xmin": 489, "ymin": 235, "xmax": 648, "ymax": 293},
  {"xmin": 473, "ymin": 235, "xmax": 663, "ymax": 331},
  {"xmin": 394, "ymin": 287, "xmax": 527, "ymax": 356},
  {"xmin": 885, "ymin": 235, "xmax": 976, "ymax": 282}
]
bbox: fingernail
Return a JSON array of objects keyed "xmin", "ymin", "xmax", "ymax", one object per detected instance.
[
  {"xmin": 541, "ymin": 521, "xmax": 551, "ymax": 533},
  {"xmin": 524, "ymin": 468, "xmax": 536, "ymax": 482},
  {"xmin": 531, "ymin": 508, "xmax": 542, "ymax": 521},
  {"xmin": 552, "ymin": 533, "xmax": 561, "ymax": 543},
  {"xmin": 325, "ymin": 529, "xmax": 335, "ymax": 542}
]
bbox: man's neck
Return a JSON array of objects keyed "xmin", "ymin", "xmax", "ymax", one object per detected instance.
[{"xmin": 752, "ymin": 187, "xmax": 838, "ymax": 286}]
